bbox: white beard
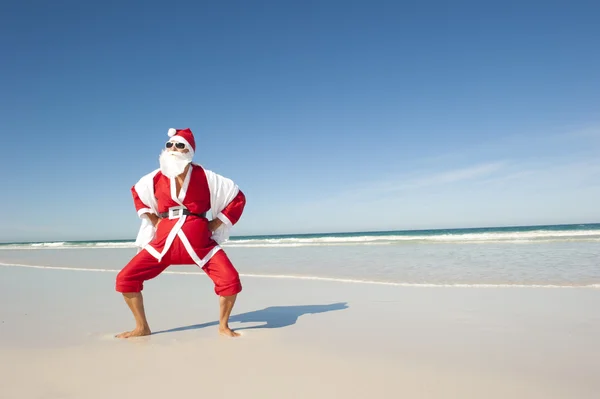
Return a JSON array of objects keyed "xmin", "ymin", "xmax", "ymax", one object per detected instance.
[{"xmin": 159, "ymin": 149, "xmax": 193, "ymax": 178}]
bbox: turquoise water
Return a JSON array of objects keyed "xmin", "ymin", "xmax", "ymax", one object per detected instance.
[
  {"xmin": 1, "ymin": 223, "xmax": 599, "ymax": 249},
  {"xmin": 1, "ymin": 223, "xmax": 598, "ymax": 287}
]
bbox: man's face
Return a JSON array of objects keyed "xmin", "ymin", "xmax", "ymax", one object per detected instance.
[
  {"xmin": 165, "ymin": 141, "xmax": 189, "ymax": 154},
  {"xmin": 160, "ymin": 140, "xmax": 193, "ymax": 178}
]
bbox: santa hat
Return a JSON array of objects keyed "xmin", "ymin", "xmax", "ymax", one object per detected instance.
[{"xmin": 167, "ymin": 128, "xmax": 196, "ymax": 157}]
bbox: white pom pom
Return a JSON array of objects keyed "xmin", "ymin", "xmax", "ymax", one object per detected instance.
[{"xmin": 167, "ymin": 128, "xmax": 177, "ymax": 137}]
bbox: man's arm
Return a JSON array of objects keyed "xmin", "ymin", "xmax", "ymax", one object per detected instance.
[
  {"xmin": 208, "ymin": 218, "xmax": 223, "ymax": 232},
  {"xmin": 131, "ymin": 183, "xmax": 159, "ymax": 225},
  {"xmin": 144, "ymin": 212, "xmax": 161, "ymax": 227},
  {"xmin": 209, "ymin": 189, "xmax": 246, "ymax": 231}
]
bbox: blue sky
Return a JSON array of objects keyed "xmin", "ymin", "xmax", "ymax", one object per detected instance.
[{"xmin": 1, "ymin": 0, "xmax": 599, "ymax": 242}]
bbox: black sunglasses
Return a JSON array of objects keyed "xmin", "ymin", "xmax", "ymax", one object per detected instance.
[{"xmin": 165, "ymin": 142, "xmax": 186, "ymax": 149}]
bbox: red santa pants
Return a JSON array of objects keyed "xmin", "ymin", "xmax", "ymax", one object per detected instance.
[{"xmin": 115, "ymin": 237, "xmax": 242, "ymax": 296}]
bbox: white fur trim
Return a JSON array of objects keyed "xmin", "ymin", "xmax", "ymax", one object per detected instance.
[
  {"xmin": 144, "ymin": 245, "xmax": 162, "ymax": 260},
  {"xmin": 168, "ymin": 128, "xmax": 177, "ymax": 137},
  {"xmin": 133, "ymin": 169, "xmax": 161, "ymax": 249},
  {"xmin": 177, "ymin": 230, "xmax": 222, "ymax": 268},
  {"xmin": 167, "ymin": 164, "xmax": 192, "ymax": 205},
  {"xmin": 144, "ymin": 229, "xmax": 222, "ymax": 267},
  {"xmin": 203, "ymin": 168, "xmax": 240, "ymax": 244},
  {"xmin": 216, "ymin": 212, "xmax": 233, "ymax": 228},
  {"xmin": 137, "ymin": 208, "xmax": 154, "ymax": 218},
  {"xmin": 156, "ymin": 215, "xmax": 187, "ymax": 261},
  {"xmin": 177, "ymin": 165, "xmax": 192, "ymax": 202}
]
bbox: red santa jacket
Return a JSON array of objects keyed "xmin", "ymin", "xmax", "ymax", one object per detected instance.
[{"xmin": 131, "ymin": 163, "xmax": 245, "ymax": 266}]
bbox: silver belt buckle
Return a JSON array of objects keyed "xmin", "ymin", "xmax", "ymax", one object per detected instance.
[{"xmin": 168, "ymin": 206, "xmax": 185, "ymax": 219}]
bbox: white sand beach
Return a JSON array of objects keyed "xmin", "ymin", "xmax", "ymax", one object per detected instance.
[{"xmin": 1, "ymin": 263, "xmax": 599, "ymax": 399}]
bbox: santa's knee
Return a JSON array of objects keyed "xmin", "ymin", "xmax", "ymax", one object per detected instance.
[
  {"xmin": 214, "ymin": 274, "xmax": 242, "ymax": 297},
  {"xmin": 115, "ymin": 268, "xmax": 143, "ymax": 293}
]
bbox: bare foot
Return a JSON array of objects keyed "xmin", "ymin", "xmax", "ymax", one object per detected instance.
[
  {"xmin": 219, "ymin": 326, "xmax": 240, "ymax": 337},
  {"xmin": 115, "ymin": 327, "xmax": 151, "ymax": 339}
]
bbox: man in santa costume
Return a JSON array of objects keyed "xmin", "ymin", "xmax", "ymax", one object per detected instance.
[{"xmin": 115, "ymin": 127, "xmax": 246, "ymax": 338}]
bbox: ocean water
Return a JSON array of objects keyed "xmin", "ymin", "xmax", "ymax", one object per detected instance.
[{"xmin": 0, "ymin": 223, "xmax": 599, "ymax": 287}]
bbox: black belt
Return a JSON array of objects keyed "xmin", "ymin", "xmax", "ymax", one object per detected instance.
[{"xmin": 159, "ymin": 209, "xmax": 207, "ymax": 219}]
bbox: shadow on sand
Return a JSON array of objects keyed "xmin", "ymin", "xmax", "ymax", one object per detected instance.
[{"xmin": 152, "ymin": 302, "xmax": 349, "ymax": 335}]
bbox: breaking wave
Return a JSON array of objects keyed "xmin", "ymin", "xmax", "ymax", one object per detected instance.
[{"xmin": 2, "ymin": 225, "xmax": 599, "ymax": 249}]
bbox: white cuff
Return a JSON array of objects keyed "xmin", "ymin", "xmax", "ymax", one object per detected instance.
[
  {"xmin": 137, "ymin": 208, "xmax": 154, "ymax": 218},
  {"xmin": 216, "ymin": 212, "xmax": 233, "ymax": 227}
]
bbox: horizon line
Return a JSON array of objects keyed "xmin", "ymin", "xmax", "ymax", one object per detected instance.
[{"xmin": 1, "ymin": 221, "xmax": 598, "ymax": 245}]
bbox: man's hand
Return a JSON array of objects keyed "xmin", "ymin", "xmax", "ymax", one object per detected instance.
[
  {"xmin": 144, "ymin": 213, "xmax": 161, "ymax": 227},
  {"xmin": 208, "ymin": 218, "xmax": 223, "ymax": 232}
]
